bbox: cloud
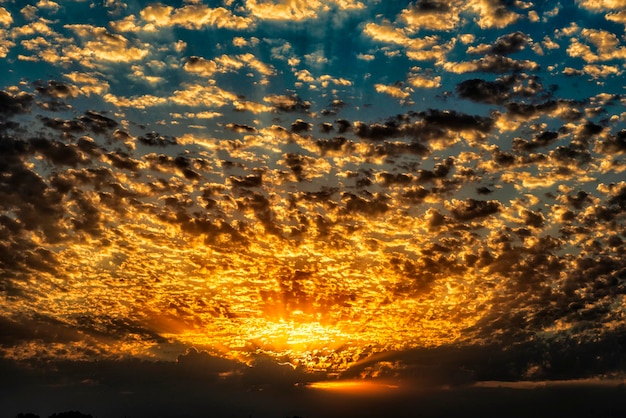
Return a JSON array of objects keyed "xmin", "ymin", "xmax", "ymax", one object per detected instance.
[
  {"xmin": 263, "ymin": 94, "xmax": 311, "ymax": 112},
  {"xmin": 0, "ymin": 7, "xmax": 12, "ymax": 26},
  {"xmin": 0, "ymin": 90, "xmax": 34, "ymax": 118},
  {"xmin": 456, "ymin": 74, "xmax": 544, "ymax": 104},
  {"xmin": 567, "ymin": 29, "xmax": 626, "ymax": 62},
  {"xmin": 374, "ymin": 83, "xmax": 413, "ymax": 104},
  {"xmin": 245, "ymin": 0, "xmax": 364, "ymax": 21},
  {"xmin": 363, "ymin": 21, "xmax": 441, "ymax": 55},
  {"xmin": 442, "ymin": 55, "xmax": 539, "ymax": 73},
  {"xmin": 469, "ymin": 0, "xmax": 521, "ymax": 29},
  {"xmin": 467, "ymin": 31, "xmax": 529, "ymax": 55},
  {"xmin": 408, "ymin": 72, "xmax": 441, "ymax": 89},
  {"xmin": 184, "ymin": 56, "xmax": 219, "ymax": 77},
  {"xmin": 34, "ymin": 80, "xmax": 79, "ymax": 99},
  {"xmin": 583, "ymin": 64, "xmax": 622, "ymax": 78},
  {"xmin": 578, "ymin": 0, "xmax": 626, "ymax": 11},
  {"xmin": 399, "ymin": 0, "xmax": 463, "ymax": 31},
  {"xmin": 64, "ymin": 24, "xmax": 150, "ymax": 63},
  {"xmin": 140, "ymin": 4, "xmax": 253, "ymax": 30},
  {"xmin": 446, "ymin": 198, "xmax": 502, "ymax": 221},
  {"xmin": 64, "ymin": 72, "xmax": 110, "ymax": 96},
  {"xmin": 185, "ymin": 54, "xmax": 275, "ymax": 78}
]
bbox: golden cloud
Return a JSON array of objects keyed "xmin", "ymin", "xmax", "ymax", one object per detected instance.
[
  {"xmin": 141, "ymin": 4, "xmax": 253, "ymax": 30},
  {"xmin": 0, "ymin": 7, "xmax": 13, "ymax": 26}
]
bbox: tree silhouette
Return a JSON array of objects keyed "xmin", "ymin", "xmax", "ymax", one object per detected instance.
[
  {"xmin": 16, "ymin": 413, "xmax": 40, "ymax": 418},
  {"xmin": 48, "ymin": 411, "xmax": 92, "ymax": 418}
]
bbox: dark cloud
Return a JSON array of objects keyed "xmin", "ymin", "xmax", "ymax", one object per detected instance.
[
  {"xmin": 514, "ymin": 130, "xmax": 559, "ymax": 151},
  {"xmin": 0, "ymin": 90, "xmax": 34, "ymax": 118},
  {"xmin": 225, "ymin": 123, "xmax": 257, "ymax": 134},
  {"xmin": 354, "ymin": 120, "xmax": 401, "ymax": 141},
  {"xmin": 420, "ymin": 109, "xmax": 493, "ymax": 133},
  {"xmin": 475, "ymin": 31, "xmax": 529, "ymax": 56},
  {"xmin": 319, "ymin": 122, "xmax": 334, "ymax": 133},
  {"xmin": 401, "ymin": 186, "xmax": 430, "ymax": 203},
  {"xmin": 291, "ymin": 119, "xmax": 312, "ymax": 133},
  {"xmin": 265, "ymin": 94, "xmax": 310, "ymax": 112},
  {"xmin": 365, "ymin": 141, "xmax": 430, "ymax": 159},
  {"xmin": 342, "ymin": 192, "xmax": 391, "ymax": 216},
  {"xmin": 105, "ymin": 150, "xmax": 141, "ymax": 171},
  {"xmin": 34, "ymin": 80, "xmax": 79, "ymax": 99},
  {"xmin": 377, "ymin": 171, "xmax": 413, "ymax": 186},
  {"xmin": 138, "ymin": 131, "xmax": 177, "ymax": 146},
  {"xmin": 456, "ymin": 74, "xmax": 544, "ymax": 104},
  {"xmin": 521, "ymin": 209, "xmax": 544, "ymax": 228},
  {"xmin": 30, "ymin": 137, "xmax": 90, "ymax": 166},
  {"xmin": 230, "ymin": 173, "xmax": 263, "ymax": 188},
  {"xmin": 449, "ymin": 198, "xmax": 501, "ymax": 221},
  {"xmin": 335, "ymin": 119, "xmax": 351, "ymax": 133},
  {"xmin": 315, "ymin": 136, "xmax": 354, "ymax": 155},
  {"xmin": 456, "ymin": 78, "xmax": 513, "ymax": 104},
  {"xmin": 40, "ymin": 116, "xmax": 86, "ymax": 133},
  {"xmin": 505, "ymin": 100, "xmax": 558, "ymax": 119},
  {"xmin": 458, "ymin": 55, "xmax": 539, "ymax": 73},
  {"xmin": 411, "ymin": 0, "xmax": 451, "ymax": 12},
  {"xmin": 283, "ymin": 152, "xmax": 315, "ymax": 181}
]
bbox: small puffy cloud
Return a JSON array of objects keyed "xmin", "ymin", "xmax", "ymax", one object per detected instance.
[
  {"xmin": 446, "ymin": 198, "xmax": 502, "ymax": 221},
  {"xmin": 238, "ymin": 53, "xmax": 275, "ymax": 76},
  {"xmin": 408, "ymin": 73, "xmax": 441, "ymax": 89},
  {"xmin": 34, "ymin": 80, "xmax": 79, "ymax": 99},
  {"xmin": 185, "ymin": 54, "xmax": 274, "ymax": 78},
  {"xmin": 64, "ymin": 24, "xmax": 150, "ymax": 63},
  {"xmin": 567, "ymin": 29, "xmax": 626, "ymax": 62},
  {"xmin": 104, "ymin": 92, "xmax": 167, "ymax": 108},
  {"xmin": 375, "ymin": 83, "xmax": 413, "ymax": 104},
  {"xmin": 606, "ymin": 10, "xmax": 626, "ymax": 25},
  {"xmin": 578, "ymin": 0, "xmax": 626, "ymax": 11},
  {"xmin": 233, "ymin": 100, "xmax": 274, "ymax": 114},
  {"xmin": 109, "ymin": 15, "xmax": 140, "ymax": 32},
  {"xmin": 263, "ymin": 94, "xmax": 310, "ymax": 112},
  {"xmin": 304, "ymin": 50, "xmax": 328, "ymax": 66},
  {"xmin": 469, "ymin": 0, "xmax": 520, "ymax": 29},
  {"xmin": 363, "ymin": 22, "xmax": 439, "ymax": 50},
  {"xmin": 171, "ymin": 84, "xmax": 239, "ymax": 108},
  {"xmin": 246, "ymin": 0, "xmax": 325, "ymax": 20},
  {"xmin": 140, "ymin": 4, "xmax": 253, "ymax": 30},
  {"xmin": 0, "ymin": 89, "xmax": 34, "ymax": 118},
  {"xmin": 442, "ymin": 55, "xmax": 539, "ymax": 74},
  {"xmin": 0, "ymin": 7, "xmax": 13, "ymax": 26},
  {"xmin": 583, "ymin": 64, "xmax": 622, "ymax": 78},
  {"xmin": 232, "ymin": 36, "xmax": 260, "ymax": 47},
  {"xmin": 245, "ymin": 0, "xmax": 364, "ymax": 21},
  {"xmin": 542, "ymin": 36, "xmax": 559, "ymax": 50},
  {"xmin": 399, "ymin": 0, "xmax": 462, "ymax": 31},
  {"xmin": 21, "ymin": 5, "xmax": 38, "ymax": 21},
  {"xmin": 64, "ymin": 71, "xmax": 110, "ymax": 96},
  {"xmin": 184, "ymin": 56, "xmax": 218, "ymax": 77},
  {"xmin": 467, "ymin": 31, "xmax": 529, "ymax": 55},
  {"xmin": 363, "ymin": 21, "xmax": 448, "ymax": 62},
  {"xmin": 357, "ymin": 53, "xmax": 375, "ymax": 60},
  {"xmin": 456, "ymin": 73, "xmax": 543, "ymax": 104},
  {"xmin": 36, "ymin": 1, "xmax": 60, "ymax": 12}
]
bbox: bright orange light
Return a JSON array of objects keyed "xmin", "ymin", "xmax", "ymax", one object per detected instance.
[{"xmin": 307, "ymin": 379, "xmax": 400, "ymax": 394}]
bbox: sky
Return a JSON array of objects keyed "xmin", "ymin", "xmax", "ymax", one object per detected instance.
[{"xmin": 0, "ymin": 0, "xmax": 626, "ymax": 417}]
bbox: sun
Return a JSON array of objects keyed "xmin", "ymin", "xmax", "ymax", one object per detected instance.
[{"xmin": 307, "ymin": 379, "xmax": 401, "ymax": 394}]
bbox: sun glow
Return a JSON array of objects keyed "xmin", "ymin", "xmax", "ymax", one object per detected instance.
[{"xmin": 308, "ymin": 379, "xmax": 400, "ymax": 394}]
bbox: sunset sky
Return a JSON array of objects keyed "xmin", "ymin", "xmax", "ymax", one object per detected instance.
[{"xmin": 1, "ymin": 0, "xmax": 626, "ymax": 417}]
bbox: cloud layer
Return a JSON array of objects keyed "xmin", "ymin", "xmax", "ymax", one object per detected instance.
[{"xmin": 0, "ymin": 0, "xmax": 624, "ymax": 388}]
